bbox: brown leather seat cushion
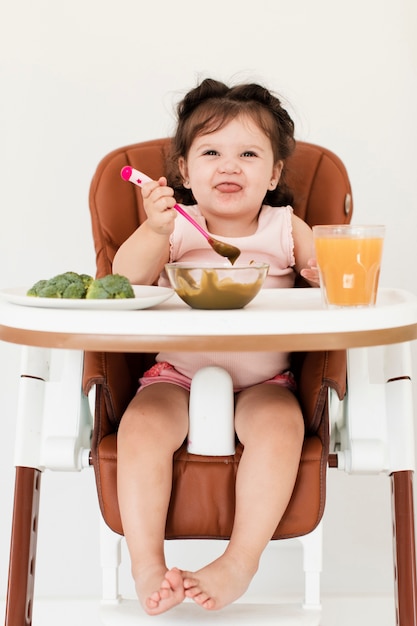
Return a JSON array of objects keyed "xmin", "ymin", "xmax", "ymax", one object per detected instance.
[{"xmin": 96, "ymin": 433, "xmax": 324, "ymax": 540}]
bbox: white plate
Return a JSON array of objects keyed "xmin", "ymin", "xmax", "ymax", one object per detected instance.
[{"xmin": 0, "ymin": 285, "xmax": 174, "ymax": 310}]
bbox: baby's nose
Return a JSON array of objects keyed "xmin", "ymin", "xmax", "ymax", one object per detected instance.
[{"xmin": 218, "ymin": 158, "xmax": 241, "ymax": 174}]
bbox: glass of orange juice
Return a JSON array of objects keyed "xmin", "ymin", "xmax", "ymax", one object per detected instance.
[{"xmin": 313, "ymin": 225, "xmax": 385, "ymax": 307}]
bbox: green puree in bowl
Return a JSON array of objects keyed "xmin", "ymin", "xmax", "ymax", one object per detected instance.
[{"xmin": 174, "ymin": 269, "xmax": 264, "ymax": 309}]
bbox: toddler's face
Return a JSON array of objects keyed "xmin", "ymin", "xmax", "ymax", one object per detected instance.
[{"xmin": 179, "ymin": 115, "xmax": 283, "ymax": 227}]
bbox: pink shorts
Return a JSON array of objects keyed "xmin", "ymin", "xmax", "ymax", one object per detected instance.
[{"xmin": 138, "ymin": 361, "xmax": 296, "ymax": 394}]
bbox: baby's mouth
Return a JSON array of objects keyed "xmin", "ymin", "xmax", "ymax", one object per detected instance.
[{"xmin": 215, "ymin": 183, "xmax": 242, "ymax": 193}]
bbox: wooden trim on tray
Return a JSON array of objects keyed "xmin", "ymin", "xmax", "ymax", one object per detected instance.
[{"xmin": 1, "ymin": 323, "xmax": 416, "ymax": 352}]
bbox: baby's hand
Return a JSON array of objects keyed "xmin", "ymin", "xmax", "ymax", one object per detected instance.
[
  {"xmin": 300, "ymin": 258, "xmax": 320, "ymax": 286},
  {"xmin": 141, "ymin": 176, "xmax": 177, "ymax": 235}
]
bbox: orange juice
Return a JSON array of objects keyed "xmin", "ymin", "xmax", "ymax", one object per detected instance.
[{"xmin": 313, "ymin": 226, "xmax": 384, "ymax": 307}]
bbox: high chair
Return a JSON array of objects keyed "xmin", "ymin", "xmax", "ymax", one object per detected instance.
[{"xmin": 5, "ymin": 137, "xmax": 416, "ymax": 626}]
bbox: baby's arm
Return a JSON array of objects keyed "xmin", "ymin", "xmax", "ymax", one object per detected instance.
[
  {"xmin": 112, "ymin": 177, "xmax": 177, "ymax": 285},
  {"xmin": 291, "ymin": 214, "xmax": 320, "ymax": 287}
]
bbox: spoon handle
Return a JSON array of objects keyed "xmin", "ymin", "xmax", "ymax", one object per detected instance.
[
  {"xmin": 120, "ymin": 166, "xmax": 210, "ymax": 241},
  {"xmin": 170, "ymin": 203, "xmax": 211, "ymax": 241}
]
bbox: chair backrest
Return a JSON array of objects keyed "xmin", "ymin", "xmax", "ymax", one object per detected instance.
[{"xmin": 89, "ymin": 138, "xmax": 353, "ymax": 278}]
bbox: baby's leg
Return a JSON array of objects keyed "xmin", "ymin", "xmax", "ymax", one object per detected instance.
[
  {"xmin": 184, "ymin": 383, "xmax": 304, "ymax": 610},
  {"xmin": 117, "ymin": 383, "xmax": 189, "ymax": 615}
]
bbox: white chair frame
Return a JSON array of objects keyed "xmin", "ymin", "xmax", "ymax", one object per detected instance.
[{"xmin": 4, "ymin": 339, "xmax": 416, "ymax": 625}]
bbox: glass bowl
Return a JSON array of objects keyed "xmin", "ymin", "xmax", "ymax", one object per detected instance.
[{"xmin": 165, "ymin": 262, "xmax": 269, "ymax": 309}]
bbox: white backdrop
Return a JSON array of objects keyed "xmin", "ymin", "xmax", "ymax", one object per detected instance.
[{"xmin": 1, "ymin": 0, "xmax": 416, "ymax": 616}]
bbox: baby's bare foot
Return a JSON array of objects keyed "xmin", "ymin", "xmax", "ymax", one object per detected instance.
[
  {"xmin": 183, "ymin": 554, "xmax": 257, "ymax": 611},
  {"xmin": 135, "ymin": 565, "xmax": 185, "ymax": 615}
]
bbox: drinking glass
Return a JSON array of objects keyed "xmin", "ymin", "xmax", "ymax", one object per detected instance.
[{"xmin": 313, "ymin": 224, "xmax": 385, "ymax": 307}]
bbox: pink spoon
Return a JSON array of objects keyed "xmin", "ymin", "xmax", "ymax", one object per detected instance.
[{"xmin": 120, "ymin": 166, "xmax": 241, "ymax": 265}]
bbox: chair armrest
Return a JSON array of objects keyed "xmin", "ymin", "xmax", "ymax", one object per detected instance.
[
  {"xmin": 295, "ymin": 350, "xmax": 347, "ymax": 435},
  {"xmin": 83, "ymin": 351, "xmax": 155, "ymax": 434}
]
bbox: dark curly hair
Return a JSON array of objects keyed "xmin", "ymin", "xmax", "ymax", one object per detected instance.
[{"xmin": 166, "ymin": 78, "xmax": 295, "ymax": 206}]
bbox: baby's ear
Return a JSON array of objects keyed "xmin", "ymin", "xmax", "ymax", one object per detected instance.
[
  {"xmin": 272, "ymin": 160, "xmax": 284, "ymax": 187},
  {"xmin": 178, "ymin": 157, "xmax": 189, "ymax": 186}
]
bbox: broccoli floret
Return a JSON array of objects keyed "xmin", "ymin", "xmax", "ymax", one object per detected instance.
[
  {"xmin": 36, "ymin": 279, "xmax": 68, "ymax": 298},
  {"xmin": 86, "ymin": 274, "xmax": 135, "ymax": 299},
  {"xmin": 26, "ymin": 272, "xmax": 94, "ymax": 298},
  {"xmin": 61, "ymin": 281, "xmax": 89, "ymax": 299},
  {"xmin": 80, "ymin": 274, "xmax": 94, "ymax": 290},
  {"xmin": 61, "ymin": 271, "xmax": 84, "ymax": 282},
  {"xmin": 38, "ymin": 273, "xmax": 85, "ymax": 298},
  {"xmin": 27, "ymin": 279, "xmax": 49, "ymax": 297}
]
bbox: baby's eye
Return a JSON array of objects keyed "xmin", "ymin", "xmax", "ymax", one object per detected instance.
[
  {"xmin": 242, "ymin": 151, "xmax": 257, "ymax": 157},
  {"xmin": 203, "ymin": 150, "xmax": 219, "ymax": 156}
]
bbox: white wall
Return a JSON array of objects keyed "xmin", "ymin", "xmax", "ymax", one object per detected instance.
[{"xmin": 1, "ymin": 0, "xmax": 416, "ymax": 615}]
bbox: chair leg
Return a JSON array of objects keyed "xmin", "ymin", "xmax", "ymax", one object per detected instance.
[
  {"xmin": 391, "ymin": 470, "xmax": 417, "ymax": 626},
  {"xmin": 5, "ymin": 467, "xmax": 41, "ymax": 626},
  {"xmin": 99, "ymin": 516, "xmax": 122, "ymax": 603},
  {"xmin": 299, "ymin": 521, "xmax": 322, "ymax": 609}
]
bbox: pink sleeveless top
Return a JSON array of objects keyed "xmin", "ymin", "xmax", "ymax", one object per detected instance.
[{"xmin": 157, "ymin": 204, "xmax": 296, "ymax": 388}]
